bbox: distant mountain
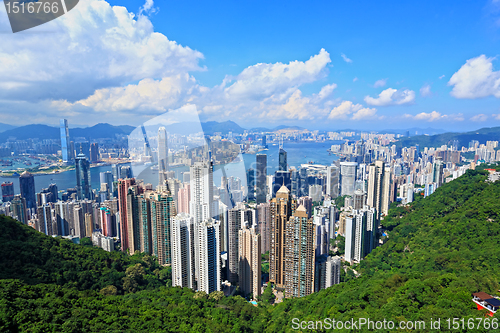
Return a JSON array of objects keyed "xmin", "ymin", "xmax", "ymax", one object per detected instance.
[
  {"xmin": 0, "ymin": 123, "xmax": 135, "ymax": 142},
  {"xmin": 70, "ymin": 123, "xmax": 134, "ymax": 139},
  {"xmin": 381, "ymin": 127, "xmax": 448, "ymax": 136},
  {"xmin": 201, "ymin": 120, "xmax": 245, "ymax": 135},
  {"xmin": 395, "ymin": 126, "xmax": 500, "ymax": 148},
  {"xmin": 0, "ymin": 123, "xmax": 16, "ymax": 133},
  {"xmin": 273, "ymin": 125, "xmax": 306, "ymax": 131}
]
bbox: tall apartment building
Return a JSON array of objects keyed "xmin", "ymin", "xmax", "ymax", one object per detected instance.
[
  {"xmin": 149, "ymin": 191, "xmax": 176, "ymax": 265},
  {"xmin": 238, "ymin": 226, "xmax": 261, "ymax": 298},
  {"xmin": 284, "ymin": 205, "xmax": 315, "ymax": 298},
  {"xmin": 340, "ymin": 162, "xmax": 357, "ymax": 196},
  {"xmin": 367, "ymin": 160, "xmax": 391, "ymax": 220},
  {"xmin": 118, "ymin": 178, "xmax": 136, "ymax": 252},
  {"xmin": 195, "ymin": 219, "xmax": 221, "ymax": 294},
  {"xmin": 171, "ymin": 213, "xmax": 195, "ymax": 289},
  {"xmin": 256, "ymin": 154, "xmax": 267, "ymax": 204},
  {"xmin": 190, "ymin": 161, "xmax": 214, "ymax": 223},
  {"xmin": 269, "ymin": 185, "xmax": 296, "ymax": 289},
  {"xmin": 227, "ymin": 206, "xmax": 252, "ymax": 284},
  {"xmin": 257, "ymin": 202, "xmax": 271, "ymax": 254}
]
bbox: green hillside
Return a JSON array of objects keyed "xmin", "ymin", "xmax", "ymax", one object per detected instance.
[
  {"xmin": 2, "ymin": 169, "xmax": 500, "ymax": 332},
  {"xmin": 395, "ymin": 126, "xmax": 500, "ymax": 149}
]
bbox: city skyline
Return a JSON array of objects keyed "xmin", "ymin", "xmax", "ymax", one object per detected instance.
[{"xmin": 0, "ymin": 1, "xmax": 499, "ymax": 131}]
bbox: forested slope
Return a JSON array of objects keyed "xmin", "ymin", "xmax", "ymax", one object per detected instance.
[{"xmin": 1, "ymin": 169, "xmax": 500, "ymax": 332}]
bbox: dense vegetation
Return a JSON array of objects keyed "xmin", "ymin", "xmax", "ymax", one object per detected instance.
[{"xmin": 2, "ymin": 169, "xmax": 500, "ymax": 332}]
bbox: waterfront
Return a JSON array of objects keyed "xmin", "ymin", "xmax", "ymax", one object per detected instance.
[{"xmin": 1, "ymin": 141, "xmax": 341, "ymax": 196}]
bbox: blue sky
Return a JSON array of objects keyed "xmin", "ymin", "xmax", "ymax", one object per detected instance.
[{"xmin": 0, "ymin": 0, "xmax": 499, "ymax": 131}]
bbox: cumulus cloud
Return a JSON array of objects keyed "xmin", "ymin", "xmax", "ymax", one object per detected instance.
[
  {"xmin": 341, "ymin": 53, "xmax": 353, "ymax": 63},
  {"xmin": 0, "ymin": 0, "xmax": 203, "ymax": 102},
  {"xmin": 328, "ymin": 101, "xmax": 378, "ymax": 120},
  {"xmin": 223, "ymin": 49, "xmax": 331, "ymax": 100},
  {"xmin": 364, "ymin": 88, "xmax": 415, "ymax": 106},
  {"xmin": 470, "ymin": 114, "xmax": 488, "ymax": 122},
  {"xmin": 373, "ymin": 79, "xmax": 387, "ymax": 88},
  {"xmin": 448, "ymin": 55, "xmax": 500, "ymax": 99},
  {"xmin": 405, "ymin": 111, "xmax": 464, "ymax": 122},
  {"xmin": 0, "ymin": 0, "xmax": 341, "ymax": 125},
  {"xmin": 420, "ymin": 84, "xmax": 432, "ymax": 97}
]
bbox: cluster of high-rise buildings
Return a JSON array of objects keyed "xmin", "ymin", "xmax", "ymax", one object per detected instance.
[{"xmin": 0, "ymin": 118, "xmax": 493, "ymax": 300}]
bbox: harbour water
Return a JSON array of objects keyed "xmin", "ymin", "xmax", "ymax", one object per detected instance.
[{"xmin": 1, "ymin": 141, "xmax": 341, "ymax": 195}]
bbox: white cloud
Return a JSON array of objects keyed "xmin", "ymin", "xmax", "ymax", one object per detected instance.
[
  {"xmin": 0, "ymin": 0, "xmax": 341, "ymax": 125},
  {"xmin": 0, "ymin": 0, "xmax": 203, "ymax": 102},
  {"xmin": 139, "ymin": 0, "xmax": 156, "ymax": 14},
  {"xmin": 364, "ymin": 88, "xmax": 415, "ymax": 106},
  {"xmin": 328, "ymin": 101, "xmax": 378, "ymax": 120},
  {"xmin": 405, "ymin": 111, "xmax": 464, "ymax": 122},
  {"xmin": 448, "ymin": 55, "xmax": 500, "ymax": 99},
  {"xmin": 353, "ymin": 77, "xmax": 358, "ymax": 82},
  {"xmin": 341, "ymin": 53, "xmax": 353, "ymax": 63},
  {"xmin": 470, "ymin": 114, "xmax": 488, "ymax": 122},
  {"xmin": 373, "ymin": 79, "xmax": 387, "ymax": 88},
  {"xmin": 223, "ymin": 49, "xmax": 331, "ymax": 100},
  {"xmin": 439, "ymin": 75, "xmax": 445, "ymax": 80},
  {"xmin": 420, "ymin": 84, "xmax": 432, "ymax": 97}
]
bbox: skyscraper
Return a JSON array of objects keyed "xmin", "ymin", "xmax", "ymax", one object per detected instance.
[
  {"xmin": 10, "ymin": 195, "xmax": 27, "ymax": 224},
  {"xmin": 257, "ymin": 202, "xmax": 271, "ymax": 254},
  {"xmin": 100, "ymin": 171, "xmax": 113, "ymax": 198},
  {"xmin": 37, "ymin": 204, "xmax": 53, "ymax": 236},
  {"xmin": 149, "ymin": 191, "xmax": 176, "ymax": 265},
  {"xmin": 190, "ymin": 161, "xmax": 214, "ymax": 223},
  {"xmin": 256, "ymin": 154, "xmax": 267, "ymax": 204},
  {"xmin": 367, "ymin": 161, "xmax": 391, "ymax": 219},
  {"xmin": 246, "ymin": 168, "xmax": 255, "ymax": 202},
  {"xmin": 279, "ymin": 148, "xmax": 287, "ymax": 171},
  {"xmin": 239, "ymin": 226, "xmax": 261, "ymax": 298},
  {"xmin": 269, "ymin": 185, "xmax": 296, "ymax": 289},
  {"xmin": 273, "ymin": 170, "xmax": 291, "ymax": 197},
  {"xmin": 326, "ymin": 165, "xmax": 339, "ymax": 198},
  {"xmin": 432, "ymin": 156, "xmax": 444, "ymax": 188},
  {"xmin": 340, "ymin": 162, "xmax": 357, "ymax": 196},
  {"xmin": 60, "ymin": 119, "xmax": 71, "ymax": 163},
  {"xmin": 90, "ymin": 143, "xmax": 99, "ymax": 163},
  {"xmin": 118, "ymin": 178, "xmax": 136, "ymax": 252},
  {"xmin": 284, "ymin": 205, "xmax": 315, "ymax": 298},
  {"xmin": 1, "ymin": 182, "xmax": 14, "ymax": 202},
  {"xmin": 227, "ymin": 206, "xmax": 252, "ymax": 284},
  {"xmin": 171, "ymin": 213, "xmax": 195, "ymax": 289},
  {"xmin": 158, "ymin": 127, "xmax": 169, "ymax": 186},
  {"xmin": 195, "ymin": 219, "xmax": 221, "ymax": 294},
  {"xmin": 75, "ymin": 151, "xmax": 91, "ymax": 200},
  {"xmin": 19, "ymin": 171, "xmax": 36, "ymax": 210}
]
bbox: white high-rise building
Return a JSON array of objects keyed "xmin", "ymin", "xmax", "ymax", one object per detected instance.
[
  {"xmin": 325, "ymin": 256, "xmax": 341, "ymax": 287},
  {"xmin": 326, "ymin": 165, "xmax": 339, "ymax": 198},
  {"xmin": 190, "ymin": 161, "xmax": 214, "ymax": 223},
  {"xmin": 171, "ymin": 213, "xmax": 195, "ymax": 289},
  {"xmin": 340, "ymin": 162, "xmax": 357, "ymax": 196},
  {"xmin": 195, "ymin": 218, "xmax": 221, "ymax": 294},
  {"xmin": 344, "ymin": 207, "xmax": 376, "ymax": 262},
  {"xmin": 158, "ymin": 127, "xmax": 169, "ymax": 186}
]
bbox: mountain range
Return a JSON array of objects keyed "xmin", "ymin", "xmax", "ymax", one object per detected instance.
[{"xmin": 395, "ymin": 126, "xmax": 500, "ymax": 148}]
